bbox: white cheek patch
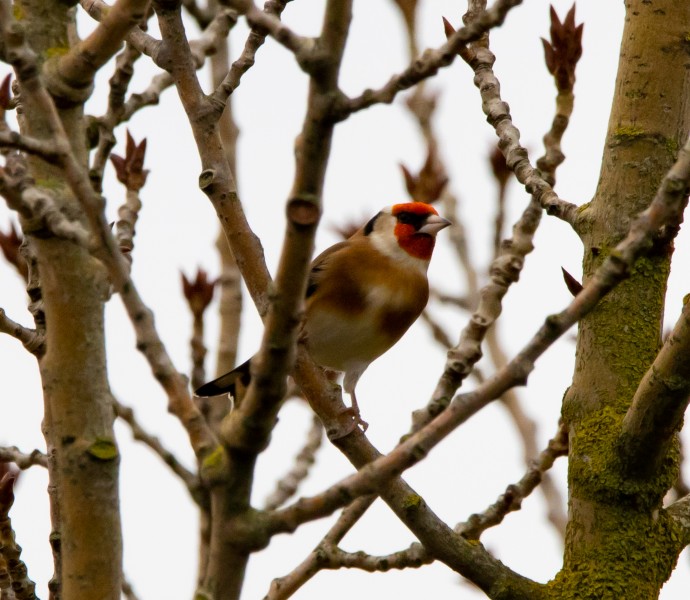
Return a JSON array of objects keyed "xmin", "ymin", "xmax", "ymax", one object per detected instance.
[{"xmin": 369, "ymin": 229, "xmax": 429, "ymax": 274}]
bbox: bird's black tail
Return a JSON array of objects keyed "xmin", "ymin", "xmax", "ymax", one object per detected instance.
[{"xmin": 194, "ymin": 358, "xmax": 252, "ymax": 398}]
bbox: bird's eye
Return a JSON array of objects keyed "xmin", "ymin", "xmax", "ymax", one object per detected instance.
[{"xmin": 396, "ymin": 212, "xmax": 417, "ymax": 225}]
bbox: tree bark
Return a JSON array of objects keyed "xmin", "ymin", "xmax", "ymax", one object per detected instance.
[
  {"xmin": 557, "ymin": 1, "xmax": 690, "ymax": 596},
  {"xmin": 16, "ymin": 2, "xmax": 123, "ymax": 598}
]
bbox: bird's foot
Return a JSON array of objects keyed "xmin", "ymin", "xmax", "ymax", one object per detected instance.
[
  {"xmin": 327, "ymin": 406, "xmax": 368, "ymax": 440},
  {"xmin": 342, "ymin": 405, "xmax": 369, "ymax": 433}
]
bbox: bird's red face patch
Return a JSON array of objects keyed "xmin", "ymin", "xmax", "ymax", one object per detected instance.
[{"xmin": 392, "ymin": 203, "xmax": 439, "ymax": 260}]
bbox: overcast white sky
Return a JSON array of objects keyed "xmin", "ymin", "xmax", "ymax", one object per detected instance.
[{"xmin": 2, "ymin": 1, "xmax": 690, "ymax": 598}]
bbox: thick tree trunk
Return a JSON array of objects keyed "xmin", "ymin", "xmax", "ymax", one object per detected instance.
[
  {"xmin": 556, "ymin": 1, "xmax": 690, "ymax": 596},
  {"xmin": 16, "ymin": 2, "xmax": 123, "ymax": 598}
]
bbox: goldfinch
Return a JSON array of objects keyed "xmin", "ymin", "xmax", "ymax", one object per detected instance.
[{"xmin": 195, "ymin": 202, "xmax": 450, "ymax": 428}]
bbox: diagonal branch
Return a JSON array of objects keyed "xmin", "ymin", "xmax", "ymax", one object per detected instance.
[
  {"xmin": 619, "ymin": 288, "xmax": 690, "ymax": 476},
  {"xmin": 47, "ymin": 0, "xmax": 152, "ymax": 104},
  {"xmin": 275, "ymin": 353, "xmax": 546, "ymax": 600},
  {"xmin": 341, "ymin": 0, "xmax": 523, "ymax": 116},
  {"xmin": 266, "ymin": 495, "xmax": 376, "ymax": 599},
  {"xmin": 272, "ymin": 131, "xmax": 690, "ymax": 541}
]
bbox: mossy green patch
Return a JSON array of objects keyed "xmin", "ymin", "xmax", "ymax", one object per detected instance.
[
  {"xmin": 613, "ymin": 126, "xmax": 645, "ymax": 139},
  {"xmin": 402, "ymin": 493, "xmax": 422, "ymax": 512},
  {"xmin": 664, "ymin": 136, "xmax": 679, "ymax": 159},
  {"xmin": 548, "ymin": 508, "xmax": 684, "ymax": 599},
  {"xmin": 200, "ymin": 444, "xmax": 228, "ymax": 481},
  {"xmin": 569, "ymin": 406, "xmax": 678, "ymax": 508},
  {"xmin": 87, "ymin": 439, "xmax": 118, "ymax": 461},
  {"xmin": 44, "ymin": 46, "xmax": 69, "ymax": 59}
]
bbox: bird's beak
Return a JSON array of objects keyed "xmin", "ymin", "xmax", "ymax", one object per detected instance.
[{"xmin": 419, "ymin": 215, "xmax": 452, "ymax": 235}]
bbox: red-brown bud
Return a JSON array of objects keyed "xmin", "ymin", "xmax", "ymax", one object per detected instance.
[
  {"xmin": 110, "ymin": 130, "xmax": 149, "ymax": 191},
  {"xmin": 182, "ymin": 268, "xmax": 217, "ymax": 316},
  {"xmin": 541, "ymin": 4, "xmax": 583, "ymax": 92}
]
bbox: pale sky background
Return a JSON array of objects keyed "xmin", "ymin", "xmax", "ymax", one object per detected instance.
[{"xmin": 1, "ymin": 1, "xmax": 690, "ymax": 598}]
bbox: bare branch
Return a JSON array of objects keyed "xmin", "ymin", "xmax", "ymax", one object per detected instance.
[
  {"xmin": 90, "ymin": 42, "xmax": 143, "ymax": 192},
  {"xmin": 278, "ymin": 353, "xmax": 546, "ymax": 599},
  {"xmin": 48, "ymin": 0, "xmax": 152, "ymax": 104},
  {"xmin": 210, "ymin": 0, "xmax": 293, "ymax": 109},
  {"xmin": 0, "ymin": 308, "xmax": 44, "ymax": 357},
  {"xmin": 0, "ymin": 130, "xmax": 60, "ymax": 162},
  {"xmin": 280, "ymin": 421, "xmax": 566, "ymax": 584},
  {"xmin": 242, "ymin": 487, "xmax": 409, "ymax": 599},
  {"xmin": 219, "ymin": 0, "xmax": 353, "ymax": 454},
  {"xmin": 79, "ymin": 0, "xmax": 164, "ymax": 62},
  {"xmin": 224, "ymin": 0, "xmax": 311, "ymax": 61},
  {"xmin": 342, "ymin": 0, "xmax": 523, "ymax": 116},
  {"xmin": 0, "ymin": 154, "xmax": 92, "ymax": 247},
  {"xmin": 620, "ymin": 291, "xmax": 690, "ymax": 476},
  {"xmin": 443, "ymin": 15, "xmax": 579, "ymax": 227},
  {"xmin": 0, "ymin": 446, "xmax": 47, "ymax": 470},
  {"xmin": 153, "ymin": 1, "xmax": 272, "ymax": 318}
]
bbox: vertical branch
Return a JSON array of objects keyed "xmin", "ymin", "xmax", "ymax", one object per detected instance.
[{"xmin": 536, "ymin": 5, "xmax": 583, "ymax": 186}]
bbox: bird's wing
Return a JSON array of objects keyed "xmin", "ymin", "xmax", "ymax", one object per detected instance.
[{"xmin": 306, "ymin": 240, "xmax": 352, "ymax": 298}]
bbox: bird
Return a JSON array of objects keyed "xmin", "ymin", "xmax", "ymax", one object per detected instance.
[{"xmin": 195, "ymin": 202, "xmax": 451, "ymax": 430}]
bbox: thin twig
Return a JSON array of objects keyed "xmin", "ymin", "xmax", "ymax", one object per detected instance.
[
  {"xmin": 340, "ymin": 0, "xmax": 524, "ymax": 117},
  {"xmin": 90, "ymin": 41, "xmax": 143, "ymax": 191},
  {"xmin": 266, "ymin": 496, "xmax": 376, "ymax": 599},
  {"xmin": 209, "ymin": 0, "xmax": 292, "ymax": 109}
]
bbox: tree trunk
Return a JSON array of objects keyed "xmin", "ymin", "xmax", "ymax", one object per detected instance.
[
  {"xmin": 556, "ymin": 1, "xmax": 690, "ymax": 596},
  {"xmin": 16, "ymin": 2, "xmax": 123, "ymax": 598}
]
